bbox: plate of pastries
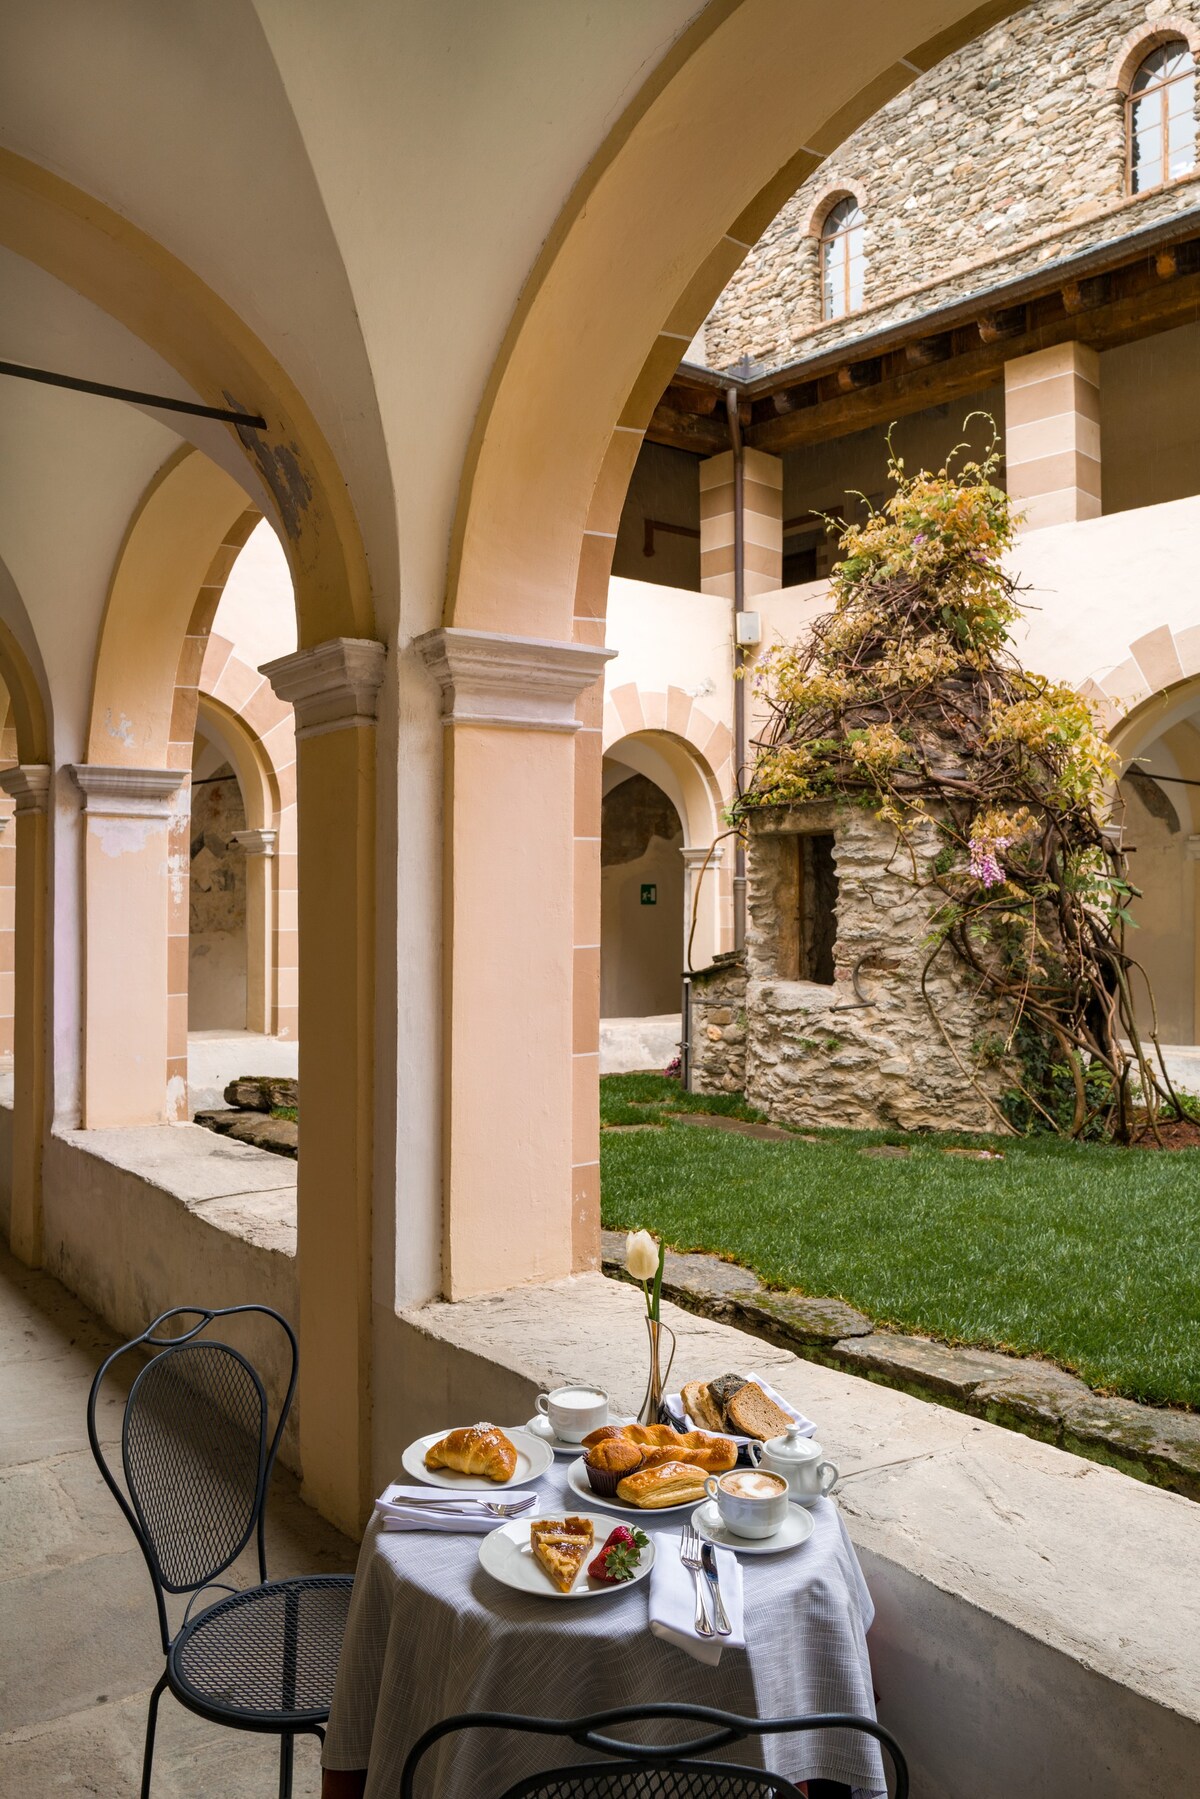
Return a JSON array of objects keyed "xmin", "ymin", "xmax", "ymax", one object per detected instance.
[
  {"xmin": 565, "ymin": 1421, "xmax": 738, "ymax": 1513},
  {"xmin": 403, "ymin": 1422, "xmax": 554, "ymax": 1489},
  {"xmin": 671, "ymin": 1372, "xmax": 808, "ymax": 1445},
  {"xmin": 478, "ymin": 1512, "xmax": 655, "ymax": 1599}
]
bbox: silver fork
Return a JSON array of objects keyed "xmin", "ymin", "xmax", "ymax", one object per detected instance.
[
  {"xmin": 679, "ymin": 1522, "xmax": 713, "ymax": 1638},
  {"xmin": 397, "ymin": 1495, "xmax": 538, "ymax": 1519}
]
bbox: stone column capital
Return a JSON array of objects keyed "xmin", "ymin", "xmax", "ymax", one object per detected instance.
[
  {"xmin": 71, "ymin": 766, "xmax": 184, "ymax": 818},
  {"xmin": 681, "ymin": 844, "xmax": 724, "ymax": 871},
  {"xmin": 0, "ymin": 764, "xmax": 51, "ymax": 815},
  {"xmin": 231, "ymin": 828, "xmax": 278, "ymax": 857},
  {"xmin": 260, "ymin": 638, "xmax": 387, "ymax": 739},
  {"xmin": 414, "ymin": 627, "xmax": 615, "ymax": 732}
]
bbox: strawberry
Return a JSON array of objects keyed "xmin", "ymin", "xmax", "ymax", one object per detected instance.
[{"xmin": 588, "ymin": 1525, "xmax": 649, "ymax": 1583}]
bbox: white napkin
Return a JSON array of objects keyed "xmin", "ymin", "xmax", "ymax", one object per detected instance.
[
  {"xmin": 648, "ymin": 1537, "xmax": 744, "ymax": 1666},
  {"xmin": 374, "ymin": 1484, "xmax": 540, "ymax": 1533}
]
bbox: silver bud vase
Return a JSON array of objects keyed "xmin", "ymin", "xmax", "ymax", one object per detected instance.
[{"xmin": 638, "ymin": 1316, "xmax": 677, "ymax": 1426}]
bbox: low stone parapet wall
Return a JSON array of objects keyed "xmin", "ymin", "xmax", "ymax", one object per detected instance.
[
  {"xmin": 39, "ymin": 1122, "xmax": 301, "ymax": 1470},
  {"xmin": 687, "ymin": 954, "xmax": 747, "ymax": 1093}
]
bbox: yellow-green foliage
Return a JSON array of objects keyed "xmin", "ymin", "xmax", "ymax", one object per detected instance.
[{"xmin": 739, "ymin": 426, "xmax": 1171, "ymax": 1141}]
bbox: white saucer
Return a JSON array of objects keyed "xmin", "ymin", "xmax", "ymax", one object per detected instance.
[
  {"xmin": 525, "ymin": 1414, "xmax": 634, "ymax": 1456},
  {"xmin": 565, "ymin": 1457, "xmax": 706, "ymax": 1515},
  {"xmin": 401, "ymin": 1426, "xmax": 554, "ymax": 1490},
  {"xmin": 478, "ymin": 1511, "xmax": 654, "ymax": 1599},
  {"xmin": 691, "ymin": 1498, "xmax": 815, "ymax": 1555}
]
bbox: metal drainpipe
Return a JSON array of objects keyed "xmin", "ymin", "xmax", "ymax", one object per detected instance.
[{"xmin": 726, "ymin": 385, "xmax": 748, "ymax": 953}]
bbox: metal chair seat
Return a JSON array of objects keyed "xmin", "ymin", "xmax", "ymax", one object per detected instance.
[
  {"xmin": 87, "ymin": 1303, "xmax": 355, "ymax": 1797},
  {"xmin": 171, "ymin": 1574, "xmax": 354, "ymax": 1728}
]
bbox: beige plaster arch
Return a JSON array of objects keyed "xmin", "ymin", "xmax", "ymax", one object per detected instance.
[
  {"xmin": 1079, "ymin": 620, "xmax": 1200, "ymax": 743},
  {"xmin": 195, "ymin": 692, "xmax": 282, "ymax": 1041},
  {"xmin": 0, "ymin": 147, "xmax": 371, "ymax": 646},
  {"xmin": 437, "ymin": 0, "xmax": 1023, "ymax": 1286},
  {"xmin": 603, "ymin": 713, "xmax": 733, "ymax": 971},
  {"xmin": 603, "ymin": 685, "xmax": 732, "ymax": 850},
  {"xmin": 77, "ymin": 447, "xmax": 376, "ymax": 1531}
]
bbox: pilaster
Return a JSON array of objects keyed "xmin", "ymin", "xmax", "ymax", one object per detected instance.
[
  {"xmin": 0, "ymin": 766, "xmax": 51, "ymax": 1263},
  {"xmin": 261, "ymin": 636, "xmax": 386, "ymax": 1530},
  {"xmin": 418, "ymin": 627, "xmax": 616, "ymax": 1299},
  {"xmin": 1005, "ymin": 343, "xmax": 1101, "ymax": 531},
  {"xmin": 70, "ymin": 766, "xmax": 184, "ymax": 1128},
  {"xmin": 700, "ymin": 448, "xmax": 783, "ymax": 597}
]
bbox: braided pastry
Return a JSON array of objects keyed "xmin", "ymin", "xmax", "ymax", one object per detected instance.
[{"xmin": 424, "ymin": 1422, "xmax": 517, "ymax": 1482}]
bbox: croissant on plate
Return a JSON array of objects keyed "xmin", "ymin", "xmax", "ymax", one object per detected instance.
[{"xmin": 424, "ymin": 1422, "xmax": 517, "ymax": 1483}]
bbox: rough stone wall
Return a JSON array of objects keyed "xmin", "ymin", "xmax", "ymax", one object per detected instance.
[
  {"xmin": 744, "ymin": 803, "xmax": 1014, "ymax": 1132},
  {"xmin": 706, "ymin": 0, "xmax": 1200, "ymax": 373},
  {"xmin": 687, "ymin": 953, "xmax": 747, "ymax": 1093}
]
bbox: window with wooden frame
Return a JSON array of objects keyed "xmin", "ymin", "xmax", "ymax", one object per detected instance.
[
  {"xmin": 819, "ymin": 198, "xmax": 866, "ymax": 322},
  {"xmin": 1128, "ymin": 40, "xmax": 1196, "ymax": 194}
]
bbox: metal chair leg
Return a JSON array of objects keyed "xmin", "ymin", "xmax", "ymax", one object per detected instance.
[
  {"xmin": 278, "ymin": 1731, "xmax": 295, "ymax": 1799},
  {"xmin": 141, "ymin": 1672, "xmax": 169, "ymax": 1799}
]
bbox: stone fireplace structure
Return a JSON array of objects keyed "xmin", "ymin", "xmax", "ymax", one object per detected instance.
[{"xmin": 692, "ymin": 801, "xmax": 1015, "ymax": 1133}]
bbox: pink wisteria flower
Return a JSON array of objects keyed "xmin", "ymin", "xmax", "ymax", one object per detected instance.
[{"xmin": 968, "ymin": 834, "xmax": 1010, "ymax": 889}]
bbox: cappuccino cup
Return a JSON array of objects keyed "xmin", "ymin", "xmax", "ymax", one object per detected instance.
[
  {"xmin": 704, "ymin": 1468, "xmax": 790, "ymax": 1540},
  {"xmin": 535, "ymin": 1384, "xmax": 609, "ymax": 1443}
]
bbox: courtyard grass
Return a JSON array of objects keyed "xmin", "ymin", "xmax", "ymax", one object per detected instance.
[{"xmin": 599, "ymin": 1074, "xmax": 1200, "ymax": 1410}]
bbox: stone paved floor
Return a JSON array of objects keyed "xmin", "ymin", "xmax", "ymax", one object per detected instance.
[{"xmin": 0, "ymin": 1245, "xmax": 355, "ymax": 1797}]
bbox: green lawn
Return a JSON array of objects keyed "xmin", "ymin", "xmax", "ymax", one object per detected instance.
[{"xmin": 599, "ymin": 1074, "xmax": 1200, "ymax": 1410}]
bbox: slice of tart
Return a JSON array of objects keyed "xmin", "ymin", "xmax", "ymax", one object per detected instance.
[{"xmin": 529, "ymin": 1516, "xmax": 595, "ymax": 1593}]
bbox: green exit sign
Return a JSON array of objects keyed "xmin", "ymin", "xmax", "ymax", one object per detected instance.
[{"xmin": 640, "ymin": 884, "xmax": 657, "ymax": 906}]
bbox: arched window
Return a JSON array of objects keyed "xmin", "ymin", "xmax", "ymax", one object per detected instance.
[
  {"xmin": 819, "ymin": 198, "xmax": 866, "ymax": 322},
  {"xmin": 1128, "ymin": 40, "xmax": 1196, "ymax": 193}
]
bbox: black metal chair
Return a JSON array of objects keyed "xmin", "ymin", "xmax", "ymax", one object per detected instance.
[
  {"xmin": 399, "ymin": 1703, "xmax": 908, "ymax": 1798},
  {"xmin": 86, "ymin": 1303, "xmax": 354, "ymax": 1799}
]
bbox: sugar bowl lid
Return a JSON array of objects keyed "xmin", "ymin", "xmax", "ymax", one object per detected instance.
[{"xmin": 762, "ymin": 1421, "xmax": 816, "ymax": 1461}]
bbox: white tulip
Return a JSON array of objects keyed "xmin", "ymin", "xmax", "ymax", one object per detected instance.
[{"xmin": 625, "ymin": 1229, "xmax": 660, "ymax": 1281}]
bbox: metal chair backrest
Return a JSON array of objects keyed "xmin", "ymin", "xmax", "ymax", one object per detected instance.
[
  {"xmin": 399, "ymin": 1704, "xmax": 908, "ymax": 1799},
  {"xmin": 87, "ymin": 1304, "xmax": 298, "ymax": 1652}
]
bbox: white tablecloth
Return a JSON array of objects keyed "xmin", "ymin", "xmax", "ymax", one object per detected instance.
[{"xmin": 323, "ymin": 1459, "xmax": 886, "ymax": 1797}]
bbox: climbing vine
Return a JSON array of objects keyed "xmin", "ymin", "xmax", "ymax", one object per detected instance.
[{"xmin": 736, "ymin": 425, "xmax": 1179, "ymax": 1140}]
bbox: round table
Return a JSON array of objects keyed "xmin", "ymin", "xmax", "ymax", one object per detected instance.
[{"xmin": 323, "ymin": 1457, "xmax": 887, "ymax": 1797}]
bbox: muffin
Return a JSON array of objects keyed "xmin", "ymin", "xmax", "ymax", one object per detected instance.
[
  {"xmin": 583, "ymin": 1436, "xmax": 643, "ymax": 1495},
  {"xmin": 581, "ymin": 1424, "xmax": 625, "ymax": 1449}
]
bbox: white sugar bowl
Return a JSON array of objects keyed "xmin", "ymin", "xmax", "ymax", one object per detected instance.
[{"xmin": 746, "ymin": 1423, "xmax": 839, "ymax": 1506}]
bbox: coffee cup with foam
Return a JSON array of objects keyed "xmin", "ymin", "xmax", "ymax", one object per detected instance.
[{"xmin": 703, "ymin": 1466, "xmax": 790, "ymax": 1539}]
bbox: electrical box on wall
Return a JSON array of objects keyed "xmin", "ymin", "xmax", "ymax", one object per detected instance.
[{"xmin": 735, "ymin": 610, "xmax": 762, "ymax": 647}]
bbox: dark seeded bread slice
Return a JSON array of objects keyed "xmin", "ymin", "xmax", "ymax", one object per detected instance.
[
  {"xmin": 725, "ymin": 1382, "xmax": 795, "ymax": 1441},
  {"xmin": 707, "ymin": 1372, "xmax": 749, "ymax": 1420}
]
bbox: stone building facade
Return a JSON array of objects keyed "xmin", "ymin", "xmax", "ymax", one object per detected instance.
[
  {"xmin": 704, "ymin": 0, "xmax": 1200, "ymax": 373},
  {"xmin": 718, "ymin": 803, "xmax": 1015, "ymax": 1133}
]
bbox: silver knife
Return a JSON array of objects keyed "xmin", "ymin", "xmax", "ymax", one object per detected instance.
[{"xmin": 700, "ymin": 1540, "xmax": 733, "ymax": 1636}]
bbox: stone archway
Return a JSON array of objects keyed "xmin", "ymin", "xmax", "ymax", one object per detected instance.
[
  {"xmin": 435, "ymin": 0, "xmax": 1025, "ymax": 1290},
  {"xmin": 0, "ymin": 147, "xmax": 386, "ymax": 1526}
]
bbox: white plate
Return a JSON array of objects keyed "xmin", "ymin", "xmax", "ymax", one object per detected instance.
[
  {"xmin": 691, "ymin": 1498, "xmax": 815, "ymax": 1555},
  {"xmin": 665, "ymin": 1372, "xmax": 816, "ymax": 1448},
  {"xmin": 525, "ymin": 1413, "xmax": 636, "ymax": 1455},
  {"xmin": 565, "ymin": 1456, "xmax": 709, "ymax": 1516},
  {"xmin": 402, "ymin": 1426, "xmax": 553, "ymax": 1490},
  {"xmin": 479, "ymin": 1511, "xmax": 655, "ymax": 1599}
]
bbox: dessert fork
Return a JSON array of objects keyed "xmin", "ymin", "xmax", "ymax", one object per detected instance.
[
  {"xmin": 679, "ymin": 1522, "xmax": 713, "ymax": 1637},
  {"xmin": 394, "ymin": 1494, "xmax": 538, "ymax": 1518}
]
